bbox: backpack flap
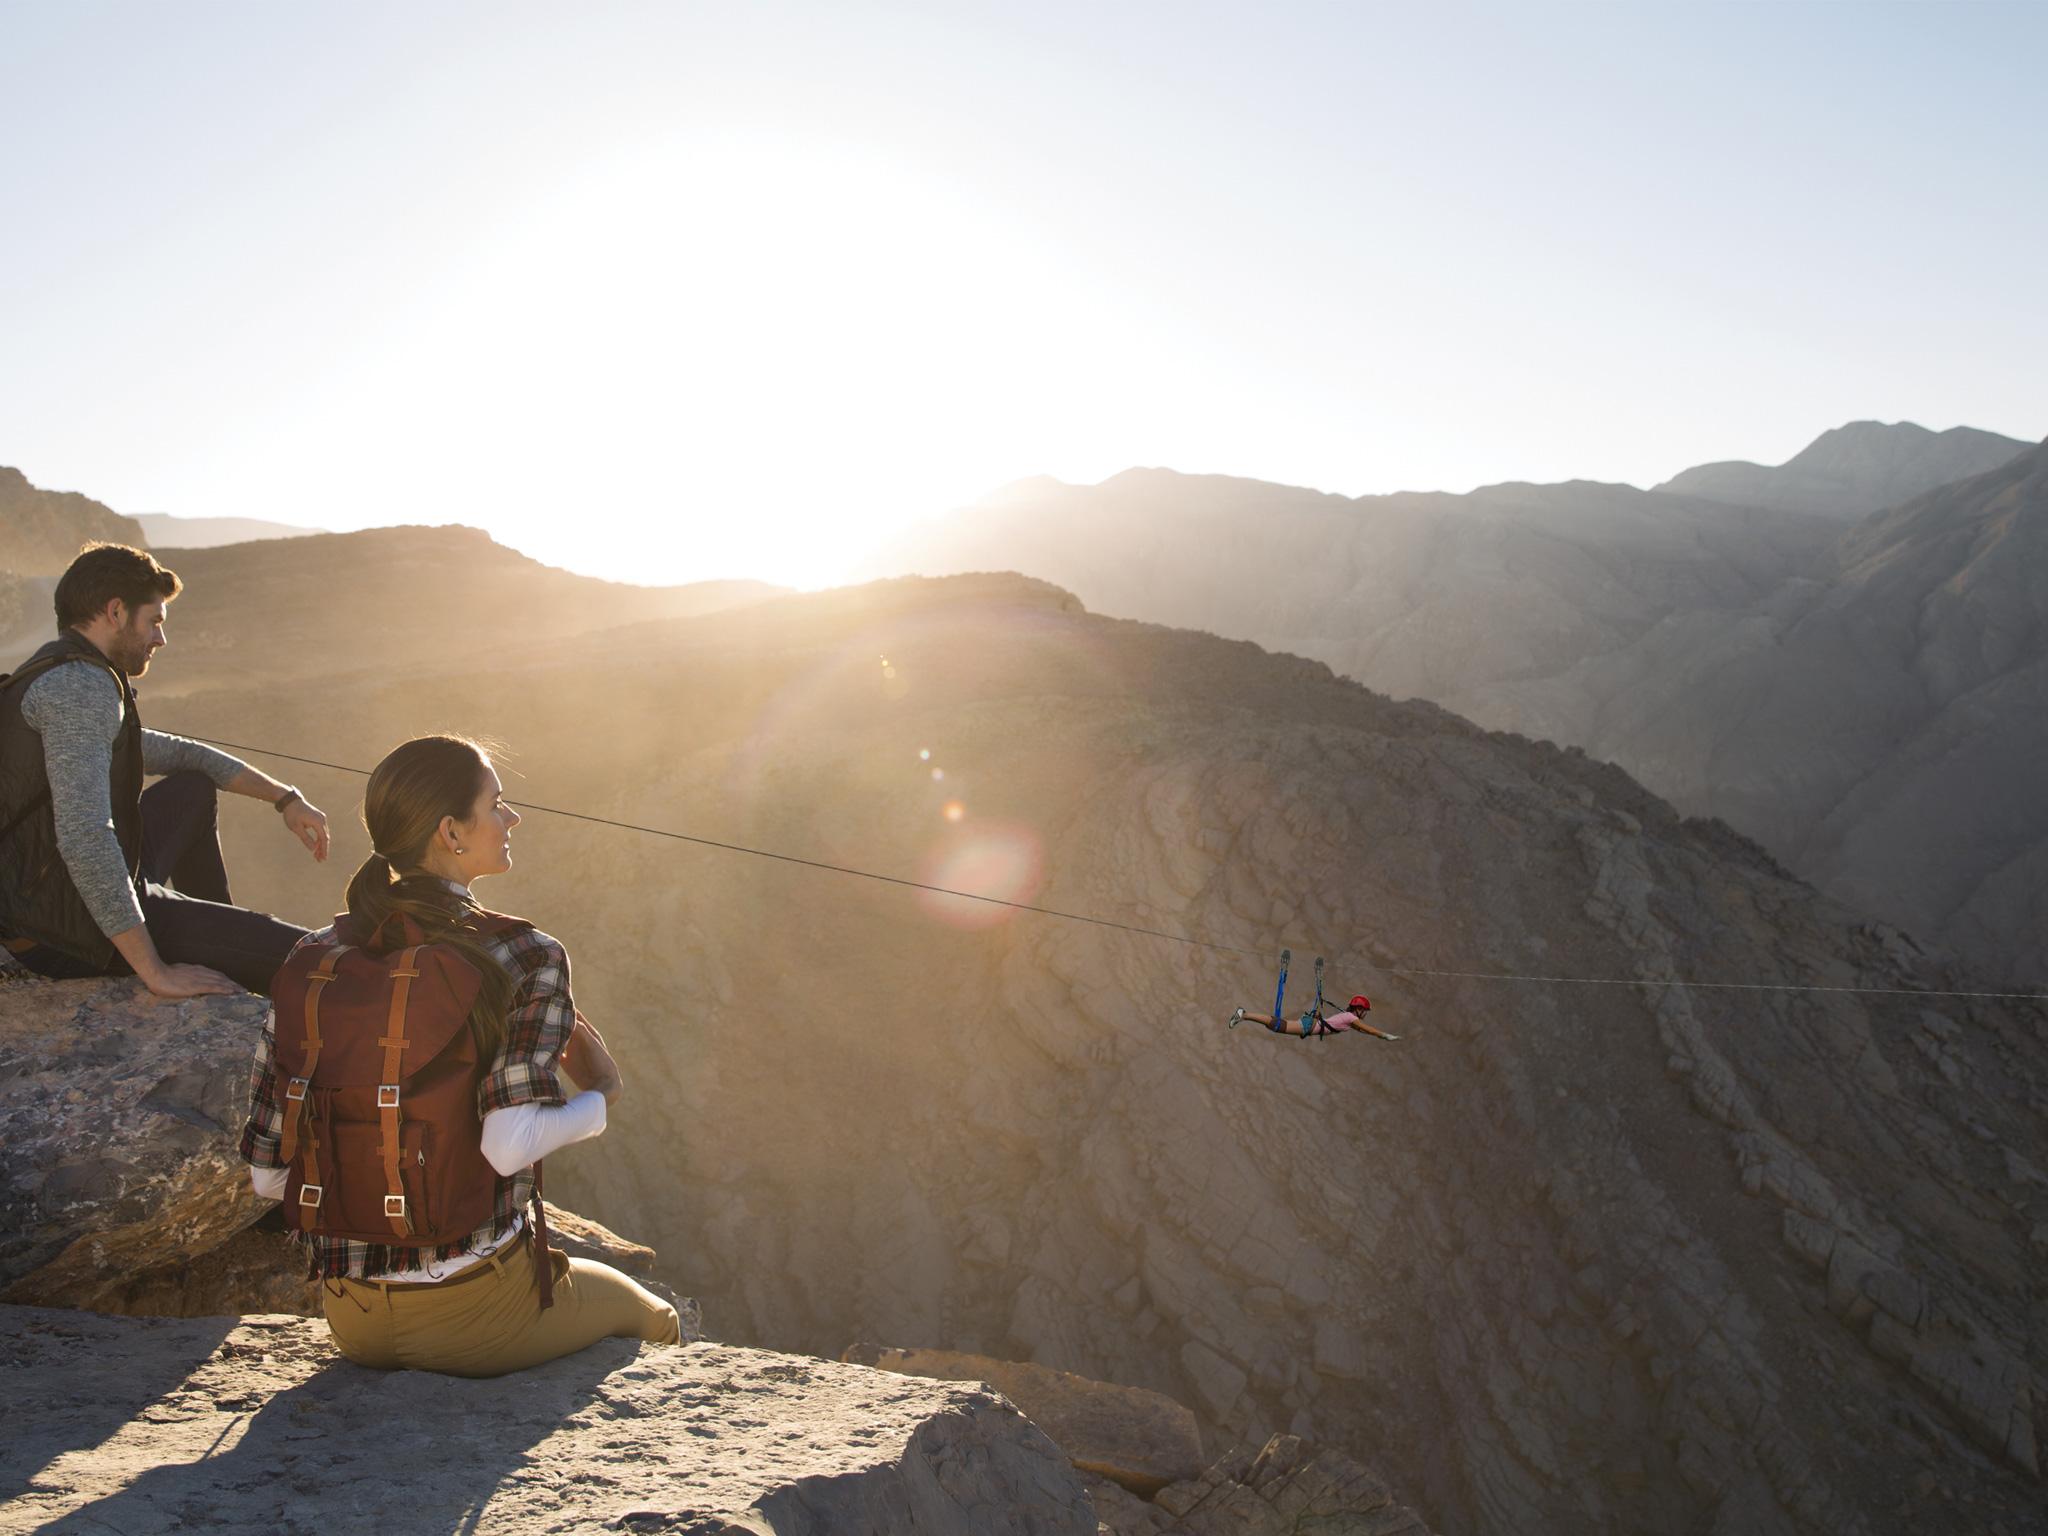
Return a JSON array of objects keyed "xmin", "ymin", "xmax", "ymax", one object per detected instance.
[{"xmin": 271, "ymin": 938, "xmax": 498, "ymax": 1245}]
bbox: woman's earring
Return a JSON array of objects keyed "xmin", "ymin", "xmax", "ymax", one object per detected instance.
[{"xmin": 455, "ymin": 845, "xmax": 465, "ymax": 854}]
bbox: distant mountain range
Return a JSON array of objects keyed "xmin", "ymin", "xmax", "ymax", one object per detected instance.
[
  {"xmin": 1653, "ymin": 420, "xmax": 2030, "ymax": 517},
  {"xmin": 134, "ymin": 512, "xmax": 325, "ymax": 547},
  {"xmin": 5, "ymin": 523, "xmax": 786, "ymax": 691},
  {"xmin": 0, "ymin": 467, "xmax": 785, "ymax": 683},
  {"xmin": 871, "ymin": 421, "xmax": 2047, "ymax": 983}
]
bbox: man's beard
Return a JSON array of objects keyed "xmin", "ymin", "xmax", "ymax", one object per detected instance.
[{"xmin": 108, "ymin": 624, "xmax": 154, "ymax": 677}]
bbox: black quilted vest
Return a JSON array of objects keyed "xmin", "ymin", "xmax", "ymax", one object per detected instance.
[{"xmin": 0, "ymin": 631, "xmax": 145, "ymax": 968}]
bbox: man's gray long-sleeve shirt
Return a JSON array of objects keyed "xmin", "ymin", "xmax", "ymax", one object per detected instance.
[{"xmin": 20, "ymin": 661, "xmax": 245, "ymax": 940}]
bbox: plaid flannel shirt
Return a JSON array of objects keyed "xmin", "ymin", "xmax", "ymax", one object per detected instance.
[{"xmin": 238, "ymin": 882, "xmax": 574, "ymax": 1280}]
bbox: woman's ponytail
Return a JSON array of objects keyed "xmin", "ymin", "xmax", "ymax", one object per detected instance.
[
  {"xmin": 344, "ymin": 850, "xmax": 397, "ymax": 932},
  {"xmin": 349, "ymin": 739, "xmax": 515, "ymax": 1062}
]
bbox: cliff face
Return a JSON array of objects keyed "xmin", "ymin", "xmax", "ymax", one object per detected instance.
[
  {"xmin": 1584, "ymin": 443, "xmax": 2048, "ymax": 980},
  {"xmin": 151, "ymin": 574, "xmax": 2048, "ymax": 1536}
]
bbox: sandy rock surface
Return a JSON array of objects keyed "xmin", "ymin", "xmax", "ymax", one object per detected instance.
[
  {"xmin": 846, "ymin": 1342, "xmax": 1205, "ymax": 1496},
  {"xmin": 0, "ymin": 1305, "xmax": 1096, "ymax": 1535}
]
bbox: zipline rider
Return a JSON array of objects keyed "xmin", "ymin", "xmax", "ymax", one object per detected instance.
[{"xmin": 0, "ymin": 542, "xmax": 327, "ymax": 996}]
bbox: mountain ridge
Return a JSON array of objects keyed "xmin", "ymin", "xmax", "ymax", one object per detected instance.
[
  {"xmin": 1653, "ymin": 420, "xmax": 2032, "ymax": 518},
  {"xmin": 874, "ymin": 428, "xmax": 2048, "ymax": 983},
  {"xmin": 0, "ymin": 465, "xmax": 150, "ymax": 575}
]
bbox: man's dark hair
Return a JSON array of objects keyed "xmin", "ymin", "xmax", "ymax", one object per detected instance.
[{"xmin": 53, "ymin": 542, "xmax": 183, "ymax": 631}]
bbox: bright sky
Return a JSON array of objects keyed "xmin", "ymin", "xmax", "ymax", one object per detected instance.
[{"xmin": 2, "ymin": 1, "xmax": 2042, "ymax": 588}]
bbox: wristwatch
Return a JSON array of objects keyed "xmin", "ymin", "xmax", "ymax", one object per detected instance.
[{"xmin": 273, "ymin": 786, "xmax": 303, "ymax": 814}]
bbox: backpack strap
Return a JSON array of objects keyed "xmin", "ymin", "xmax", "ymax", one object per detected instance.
[
  {"xmin": 281, "ymin": 945, "xmax": 350, "ymax": 1182},
  {"xmin": 375, "ymin": 945, "xmax": 425, "ymax": 1239},
  {"xmin": 531, "ymin": 1160, "xmax": 556, "ymax": 1311}
]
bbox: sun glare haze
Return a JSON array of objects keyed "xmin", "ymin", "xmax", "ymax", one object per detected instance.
[{"xmin": 3, "ymin": 1, "xmax": 2043, "ymax": 589}]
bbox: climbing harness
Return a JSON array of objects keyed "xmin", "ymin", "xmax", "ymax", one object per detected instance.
[{"xmin": 1229, "ymin": 950, "xmax": 1359, "ymax": 1040}]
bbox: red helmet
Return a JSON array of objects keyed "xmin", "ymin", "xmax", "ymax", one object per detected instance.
[{"xmin": 1348, "ymin": 995, "xmax": 1371, "ymax": 1013}]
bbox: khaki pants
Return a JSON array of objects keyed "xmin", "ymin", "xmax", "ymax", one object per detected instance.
[{"xmin": 323, "ymin": 1234, "xmax": 682, "ymax": 1378}]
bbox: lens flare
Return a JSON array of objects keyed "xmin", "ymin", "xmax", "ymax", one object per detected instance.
[
  {"xmin": 931, "ymin": 767, "xmax": 945, "ymax": 782},
  {"xmin": 918, "ymin": 748, "xmax": 931, "ymax": 761},
  {"xmin": 942, "ymin": 800, "xmax": 966, "ymax": 822},
  {"xmin": 919, "ymin": 824, "xmax": 1044, "ymax": 930}
]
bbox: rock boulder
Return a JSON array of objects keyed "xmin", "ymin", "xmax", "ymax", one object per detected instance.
[
  {"xmin": 0, "ymin": 977, "xmax": 271, "ymax": 1308},
  {"xmin": 845, "ymin": 1342, "xmax": 1205, "ymax": 1498}
]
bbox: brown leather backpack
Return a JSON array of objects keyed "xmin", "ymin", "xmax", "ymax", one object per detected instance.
[{"xmin": 270, "ymin": 914, "xmax": 528, "ymax": 1249}]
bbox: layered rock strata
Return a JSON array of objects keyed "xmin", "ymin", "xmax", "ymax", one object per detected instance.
[{"xmin": 1090, "ymin": 1434, "xmax": 1438, "ymax": 1535}]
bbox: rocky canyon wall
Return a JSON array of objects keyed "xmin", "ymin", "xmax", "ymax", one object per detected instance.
[{"xmin": 148, "ymin": 576, "xmax": 2048, "ymax": 1536}]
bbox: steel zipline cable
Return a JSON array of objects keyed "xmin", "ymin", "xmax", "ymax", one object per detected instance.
[{"xmin": 190, "ymin": 736, "xmax": 2048, "ymax": 1006}]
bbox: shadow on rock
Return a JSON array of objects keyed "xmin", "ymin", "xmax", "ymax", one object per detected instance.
[
  {"xmin": 1, "ymin": 1309, "xmax": 240, "ymax": 1504},
  {"xmin": 15, "ymin": 1311, "xmax": 640, "ymax": 1536}
]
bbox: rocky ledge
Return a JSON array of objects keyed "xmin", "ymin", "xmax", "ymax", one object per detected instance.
[
  {"xmin": 1, "ymin": 976, "xmax": 1443, "ymax": 1534},
  {"xmin": 0, "ymin": 1306, "xmax": 1097, "ymax": 1535}
]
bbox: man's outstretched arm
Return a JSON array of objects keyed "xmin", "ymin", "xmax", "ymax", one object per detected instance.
[{"xmin": 143, "ymin": 729, "xmax": 330, "ymax": 861}]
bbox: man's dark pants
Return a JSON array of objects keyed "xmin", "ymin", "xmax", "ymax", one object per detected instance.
[{"xmin": 21, "ymin": 771, "xmax": 307, "ymax": 993}]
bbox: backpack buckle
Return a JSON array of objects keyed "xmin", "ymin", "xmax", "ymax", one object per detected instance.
[
  {"xmin": 376, "ymin": 1084, "xmax": 400, "ymax": 1109},
  {"xmin": 299, "ymin": 1183, "xmax": 324, "ymax": 1208},
  {"xmin": 285, "ymin": 1077, "xmax": 309, "ymax": 1102},
  {"xmin": 383, "ymin": 1194, "xmax": 407, "ymax": 1219}
]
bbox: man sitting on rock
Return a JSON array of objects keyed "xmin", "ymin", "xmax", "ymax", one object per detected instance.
[{"xmin": 0, "ymin": 542, "xmax": 326, "ymax": 996}]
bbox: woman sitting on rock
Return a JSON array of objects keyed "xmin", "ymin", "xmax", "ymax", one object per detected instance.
[{"xmin": 238, "ymin": 734, "xmax": 681, "ymax": 1376}]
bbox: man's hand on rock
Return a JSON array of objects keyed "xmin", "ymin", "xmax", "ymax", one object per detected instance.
[
  {"xmin": 142, "ymin": 961, "xmax": 242, "ymax": 999},
  {"xmin": 282, "ymin": 797, "xmax": 330, "ymax": 862}
]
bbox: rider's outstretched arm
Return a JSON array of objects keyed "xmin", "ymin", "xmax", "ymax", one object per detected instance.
[{"xmin": 1324, "ymin": 1010, "xmax": 1399, "ymax": 1040}]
